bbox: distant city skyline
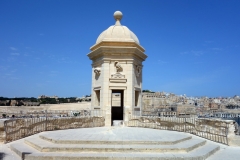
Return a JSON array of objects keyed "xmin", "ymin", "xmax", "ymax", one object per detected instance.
[
  {"xmin": 0, "ymin": 93, "xmax": 239, "ymax": 99},
  {"xmin": 0, "ymin": 0, "xmax": 240, "ymax": 98}
]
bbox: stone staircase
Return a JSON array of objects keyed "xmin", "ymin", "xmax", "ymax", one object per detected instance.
[{"xmin": 9, "ymin": 127, "xmax": 220, "ymax": 160}]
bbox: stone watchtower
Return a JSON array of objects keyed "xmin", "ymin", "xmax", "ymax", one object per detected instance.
[{"xmin": 87, "ymin": 11, "xmax": 147, "ymax": 126}]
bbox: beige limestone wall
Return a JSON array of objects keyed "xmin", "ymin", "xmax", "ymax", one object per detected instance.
[
  {"xmin": 88, "ymin": 47, "xmax": 146, "ymax": 126},
  {"xmin": 0, "ymin": 102, "xmax": 91, "ymax": 117},
  {"xmin": 45, "ymin": 102, "xmax": 91, "ymax": 110}
]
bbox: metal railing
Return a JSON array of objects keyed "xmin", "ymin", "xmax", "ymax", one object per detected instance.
[
  {"xmin": 129, "ymin": 112, "xmax": 230, "ymax": 145},
  {"xmin": 4, "ymin": 110, "xmax": 105, "ymax": 143}
]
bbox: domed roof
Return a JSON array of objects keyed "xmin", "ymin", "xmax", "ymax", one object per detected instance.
[{"xmin": 96, "ymin": 11, "xmax": 140, "ymax": 44}]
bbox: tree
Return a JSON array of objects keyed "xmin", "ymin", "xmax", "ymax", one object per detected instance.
[{"xmin": 2, "ymin": 114, "xmax": 6, "ymax": 118}]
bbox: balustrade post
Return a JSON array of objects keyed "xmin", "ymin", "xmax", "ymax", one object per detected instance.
[{"xmin": 45, "ymin": 110, "xmax": 47, "ymax": 131}]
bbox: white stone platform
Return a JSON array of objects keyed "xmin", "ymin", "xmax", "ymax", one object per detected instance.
[{"xmin": 1, "ymin": 127, "xmax": 240, "ymax": 160}]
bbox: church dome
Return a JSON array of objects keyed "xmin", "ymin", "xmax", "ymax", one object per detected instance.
[{"xmin": 96, "ymin": 11, "xmax": 140, "ymax": 44}]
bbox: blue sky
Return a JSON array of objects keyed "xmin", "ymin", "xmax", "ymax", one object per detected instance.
[{"xmin": 0, "ymin": 0, "xmax": 240, "ymax": 98}]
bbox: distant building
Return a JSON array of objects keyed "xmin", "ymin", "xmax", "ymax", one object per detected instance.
[
  {"xmin": 0, "ymin": 100, "xmax": 10, "ymax": 106},
  {"xmin": 38, "ymin": 95, "xmax": 59, "ymax": 99}
]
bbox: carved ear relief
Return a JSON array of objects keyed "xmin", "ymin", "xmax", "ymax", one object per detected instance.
[
  {"xmin": 135, "ymin": 65, "xmax": 142, "ymax": 77},
  {"xmin": 94, "ymin": 67, "xmax": 101, "ymax": 76}
]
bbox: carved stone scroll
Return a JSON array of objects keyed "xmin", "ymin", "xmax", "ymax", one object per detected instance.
[{"xmin": 111, "ymin": 72, "xmax": 125, "ymax": 79}]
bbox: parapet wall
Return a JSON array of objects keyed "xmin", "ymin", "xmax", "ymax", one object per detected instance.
[
  {"xmin": 127, "ymin": 116, "xmax": 240, "ymax": 146},
  {"xmin": 2, "ymin": 114, "xmax": 240, "ymax": 146},
  {"xmin": 3, "ymin": 116, "xmax": 105, "ymax": 143}
]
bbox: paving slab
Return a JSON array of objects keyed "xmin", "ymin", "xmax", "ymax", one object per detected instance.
[
  {"xmin": 206, "ymin": 145, "xmax": 240, "ymax": 160},
  {"xmin": 39, "ymin": 127, "xmax": 192, "ymax": 145}
]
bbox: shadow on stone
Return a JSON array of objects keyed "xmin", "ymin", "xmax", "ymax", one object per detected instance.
[
  {"xmin": 22, "ymin": 152, "xmax": 31, "ymax": 160},
  {"xmin": 0, "ymin": 152, "xmax": 5, "ymax": 160}
]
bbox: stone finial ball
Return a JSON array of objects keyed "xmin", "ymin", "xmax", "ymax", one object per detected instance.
[{"xmin": 114, "ymin": 11, "xmax": 123, "ymax": 21}]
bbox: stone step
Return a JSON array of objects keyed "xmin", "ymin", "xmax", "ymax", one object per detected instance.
[
  {"xmin": 11, "ymin": 142, "xmax": 220, "ymax": 160},
  {"xmin": 24, "ymin": 135, "xmax": 206, "ymax": 153},
  {"xmin": 9, "ymin": 127, "xmax": 221, "ymax": 160},
  {"xmin": 10, "ymin": 140, "xmax": 39, "ymax": 160},
  {"xmin": 39, "ymin": 134, "xmax": 192, "ymax": 145}
]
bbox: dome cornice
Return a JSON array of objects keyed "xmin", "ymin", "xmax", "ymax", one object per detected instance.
[
  {"xmin": 90, "ymin": 41, "xmax": 145, "ymax": 52},
  {"xmin": 87, "ymin": 46, "xmax": 147, "ymax": 61}
]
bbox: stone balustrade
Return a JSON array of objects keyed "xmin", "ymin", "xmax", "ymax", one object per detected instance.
[
  {"xmin": 1, "ymin": 116, "xmax": 105, "ymax": 143},
  {"xmin": 1, "ymin": 115, "xmax": 240, "ymax": 146},
  {"xmin": 127, "ymin": 116, "xmax": 240, "ymax": 146},
  {"xmin": 0, "ymin": 119, "xmax": 6, "ymax": 143}
]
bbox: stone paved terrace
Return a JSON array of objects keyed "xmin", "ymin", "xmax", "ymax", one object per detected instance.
[{"xmin": 0, "ymin": 127, "xmax": 240, "ymax": 160}]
